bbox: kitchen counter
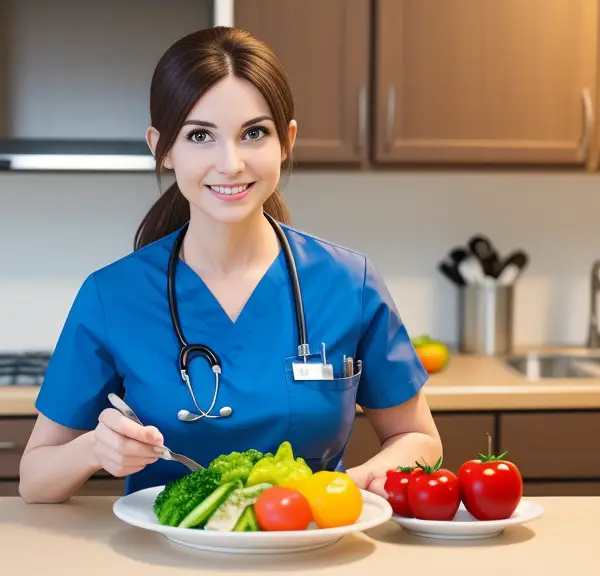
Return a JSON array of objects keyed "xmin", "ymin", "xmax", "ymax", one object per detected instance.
[
  {"xmin": 4, "ymin": 352, "xmax": 600, "ymax": 416},
  {"xmin": 1, "ymin": 495, "xmax": 597, "ymax": 574}
]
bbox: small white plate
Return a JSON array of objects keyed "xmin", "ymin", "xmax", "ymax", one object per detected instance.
[
  {"xmin": 391, "ymin": 500, "xmax": 544, "ymax": 540},
  {"xmin": 113, "ymin": 485, "xmax": 392, "ymax": 554}
]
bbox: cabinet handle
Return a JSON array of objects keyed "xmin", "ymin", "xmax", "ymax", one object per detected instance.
[
  {"xmin": 0, "ymin": 441, "xmax": 15, "ymax": 450},
  {"xmin": 385, "ymin": 86, "xmax": 396, "ymax": 151},
  {"xmin": 579, "ymin": 88, "xmax": 594, "ymax": 163},
  {"xmin": 357, "ymin": 85, "xmax": 367, "ymax": 155}
]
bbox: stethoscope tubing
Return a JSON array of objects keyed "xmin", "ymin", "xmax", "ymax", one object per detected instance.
[{"xmin": 167, "ymin": 213, "xmax": 309, "ymax": 420}]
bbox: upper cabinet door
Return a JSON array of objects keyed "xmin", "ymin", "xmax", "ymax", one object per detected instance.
[
  {"xmin": 235, "ymin": 0, "xmax": 370, "ymax": 165},
  {"xmin": 374, "ymin": 0, "xmax": 598, "ymax": 166}
]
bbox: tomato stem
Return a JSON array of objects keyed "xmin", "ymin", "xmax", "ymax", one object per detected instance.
[
  {"xmin": 396, "ymin": 464, "xmax": 416, "ymax": 473},
  {"xmin": 414, "ymin": 455, "xmax": 443, "ymax": 474},
  {"xmin": 478, "ymin": 433, "xmax": 508, "ymax": 462}
]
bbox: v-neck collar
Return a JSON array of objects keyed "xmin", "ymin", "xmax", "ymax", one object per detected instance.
[{"xmin": 176, "ymin": 247, "xmax": 286, "ymax": 329}]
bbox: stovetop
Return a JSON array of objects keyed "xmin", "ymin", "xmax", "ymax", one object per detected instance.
[{"xmin": 0, "ymin": 351, "xmax": 52, "ymax": 386}]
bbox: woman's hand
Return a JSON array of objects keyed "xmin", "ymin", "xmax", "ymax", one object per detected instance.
[
  {"xmin": 92, "ymin": 408, "xmax": 164, "ymax": 477},
  {"xmin": 346, "ymin": 465, "xmax": 388, "ymax": 500}
]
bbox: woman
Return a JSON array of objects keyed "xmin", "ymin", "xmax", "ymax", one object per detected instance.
[{"xmin": 19, "ymin": 27, "xmax": 442, "ymax": 504}]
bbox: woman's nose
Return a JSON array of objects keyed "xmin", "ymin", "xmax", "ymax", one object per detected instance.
[{"xmin": 216, "ymin": 142, "xmax": 245, "ymax": 175}]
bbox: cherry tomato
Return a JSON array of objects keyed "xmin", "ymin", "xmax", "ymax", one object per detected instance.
[
  {"xmin": 406, "ymin": 458, "xmax": 460, "ymax": 521},
  {"xmin": 384, "ymin": 467, "xmax": 423, "ymax": 517},
  {"xmin": 458, "ymin": 452, "xmax": 523, "ymax": 521},
  {"xmin": 253, "ymin": 486, "xmax": 313, "ymax": 531},
  {"xmin": 295, "ymin": 471, "xmax": 363, "ymax": 529}
]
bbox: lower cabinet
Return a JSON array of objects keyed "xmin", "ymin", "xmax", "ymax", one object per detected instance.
[
  {"xmin": 344, "ymin": 410, "xmax": 600, "ymax": 497},
  {"xmin": 3, "ymin": 410, "xmax": 600, "ymax": 499},
  {"xmin": 343, "ymin": 412, "xmax": 494, "ymax": 473}
]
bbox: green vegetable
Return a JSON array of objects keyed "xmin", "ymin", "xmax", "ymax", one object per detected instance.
[
  {"xmin": 178, "ymin": 481, "xmax": 242, "ymax": 529},
  {"xmin": 205, "ymin": 482, "xmax": 272, "ymax": 532},
  {"xmin": 246, "ymin": 441, "xmax": 312, "ymax": 487},
  {"xmin": 208, "ymin": 449, "xmax": 264, "ymax": 485},
  {"xmin": 233, "ymin": 505, "xmax": 261, "ymax": 532},
  {"xmin": 153, "ymin": 467, "xmax": 221, "ymax": 527}
]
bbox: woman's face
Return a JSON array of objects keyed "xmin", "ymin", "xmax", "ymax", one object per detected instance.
[{"xmin": 148, "ymin": 75, "xmax": 296, "ymax": 225}]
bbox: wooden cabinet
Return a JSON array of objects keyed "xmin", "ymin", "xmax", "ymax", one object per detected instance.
[
  {"xmin": 343, "ymin": 412, "xmax": 494, "ymax": 473},
  {"xmin": 235, "ymin": 0, "xmax": 599, "ymax": 168},
  {"xmin": 500, "ymin": 411, "xmax": 600, "ymax": 478},
  {"xmin": 234, "ymin": 0, "xmax": 370, "ymax": 165},
  {"xmin": 345, "ymin": 409, "xmax": 600, "ymax": 496},
  {"xmin": 374, "ymin": 0, "xmax": 597, "ymax": 166},
  {"xmin": 0, "ymin": 416, "xmax": 123, "ymax": 498}
]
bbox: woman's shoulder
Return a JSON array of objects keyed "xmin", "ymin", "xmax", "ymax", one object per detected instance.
[
  {"xmin": 281, "ymin": 223, "xmax": 369, "ymax": 278},
  {"xmin": 87, "ymin": 230, "xmax": 178, "ymax": 288}
]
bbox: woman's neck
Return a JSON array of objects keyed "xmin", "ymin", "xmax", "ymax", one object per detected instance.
[{"xmin": 182, "ymin": 207, "xmax": 279, "ymax": 276}]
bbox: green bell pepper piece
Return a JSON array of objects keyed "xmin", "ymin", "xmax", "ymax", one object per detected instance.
[{"xmin": 246, "ymin": 441, "xmax": 313, "ymax": 487}]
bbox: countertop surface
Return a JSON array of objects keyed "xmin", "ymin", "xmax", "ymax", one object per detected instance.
[
  {"xmin": 3, "ymin": 350, "xmax": 600, "ymax": 416},
  {"xmin": 1, "ymin": 495, "xmax": 597, "ymax": 575}
]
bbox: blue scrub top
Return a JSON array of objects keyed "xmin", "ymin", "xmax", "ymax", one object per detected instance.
[{"xmin": 36, "ymin": 223, "xmax": 428, "ymax": 494}]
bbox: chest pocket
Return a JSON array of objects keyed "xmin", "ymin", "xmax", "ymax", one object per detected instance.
[{"xmin": 283, "ymin": 355, "xmax": 362, "ymax": 472}]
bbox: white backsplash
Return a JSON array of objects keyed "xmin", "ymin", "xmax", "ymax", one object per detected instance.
[{"xmin": 1, "ymin": 170, "xmax": 599, "ymax": 352}]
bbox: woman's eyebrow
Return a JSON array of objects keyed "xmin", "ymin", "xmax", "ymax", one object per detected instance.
[{"xmin": 181, "ymin": 115, "xmax": 274, "ymax": 129}]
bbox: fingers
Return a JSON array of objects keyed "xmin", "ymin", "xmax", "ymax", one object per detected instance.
[
  {"xmin": 367, "ymin": 476, "xmax": 388, "ymax": 499},
  {"xmin": 95, "ymin": 421, "xmax": 160, "ymax": 460},
  {"xmin": 93, "ymin": 408, "xmax": 165, "ymax": 478},
  {"xmin": 93, "ymin": 439, "xmax": 157, "ymax": 477},
  {"xmin": 345, "ymin": 465, "xmax": 371, "ymax": 490},
  {"xmin": 99, "ymin": 408, "xmax": 163, "ymax": 446}
]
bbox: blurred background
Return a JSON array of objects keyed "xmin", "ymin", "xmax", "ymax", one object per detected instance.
[{"xmin": 1, "ymin": 0, "xmax": 600, "ymax": 498}]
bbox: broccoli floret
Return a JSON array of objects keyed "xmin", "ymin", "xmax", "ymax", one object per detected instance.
[
  {"xmin": 153, "ymin": 467, "xmax": 221, "ymax": 527},
  {"xmin": 207, "ymin": 449, "xmax": 264, "ymax": 485},
  {"xmin": 153, "ymin": 449, "xmax": 266, "ymax": 527}
]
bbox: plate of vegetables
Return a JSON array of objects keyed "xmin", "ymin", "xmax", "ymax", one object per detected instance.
[
  {"xmin": 113, "ymin": 441, "xmax": 392, "ymax": 553},
  {"xmin": 385, "ymin": 439, "xmax": 544, "ymax": 540}
]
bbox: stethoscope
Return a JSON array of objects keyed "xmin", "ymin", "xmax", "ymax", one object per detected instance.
[{"xmin": 168, "ymin": 212, "xmax": 311, "ymax": 422}]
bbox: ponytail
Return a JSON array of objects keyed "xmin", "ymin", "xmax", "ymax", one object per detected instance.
[
  {"xmin": 134, "ymin": 183, "xmax": 292, "ymax": 251},
  {"xmin": 133, "ymin": 183, "xmax": 189, "ymax": 250}
]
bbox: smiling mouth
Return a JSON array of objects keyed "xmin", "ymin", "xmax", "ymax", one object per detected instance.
[{"xmin": 206, "ymin": 183, "xmax": 254, "ymax": 195}]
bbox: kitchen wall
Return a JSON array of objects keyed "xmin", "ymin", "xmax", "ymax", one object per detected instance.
[{"xmin": 1, "ymin": 169, "xmax": 599, "ymax": 352}]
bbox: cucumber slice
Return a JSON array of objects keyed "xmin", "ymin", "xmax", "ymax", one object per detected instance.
[
  {"xmin": 233, "ymin": 505, "xmax": 261, "ymax": 532},
  {"xmin": 204, "ymin": 482, "xmax": 271, "ymax": 532},
  {"xmin": 178, "ymin": 481, "xmax": 240, "ymax": 529}
]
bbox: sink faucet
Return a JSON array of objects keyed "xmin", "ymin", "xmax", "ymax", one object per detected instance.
[{"xmin": 587, "ymin": 260, "xmax": 600, "ymax": 348}]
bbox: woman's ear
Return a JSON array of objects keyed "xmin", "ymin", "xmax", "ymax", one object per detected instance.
[
  {"xmin": 281, "ymin": 119, "xmax": 298, "ymax": 162},
  {"xmin": 145, "ymin": 126, "xmax": 173, "ymax": 169}
]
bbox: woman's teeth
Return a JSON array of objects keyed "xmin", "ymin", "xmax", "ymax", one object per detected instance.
[{"xmin": 208, "ymin": 184, "xmax": 251, "ymax": 195}]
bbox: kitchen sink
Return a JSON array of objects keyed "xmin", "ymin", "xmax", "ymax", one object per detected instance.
[{"xmin": 504, "ymin": 352, "xmax": 600, "ymax": 380}]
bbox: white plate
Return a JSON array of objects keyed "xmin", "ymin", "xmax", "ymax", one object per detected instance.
[
  {"xmin": 113, "ymin": 485, "xmax": 392, "ymax": 554},
  {"xmin": 391, "ymin": 499, "xmax": 544, "ymax": 540}
]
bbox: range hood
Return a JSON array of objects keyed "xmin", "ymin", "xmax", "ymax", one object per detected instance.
[
  {"xmin": 0, "ymin": 1, "xmax": 235, "ymax": 173},
  {"xmin": 0, "ymin": 139, "xmax": 155, "ymax": 172}
]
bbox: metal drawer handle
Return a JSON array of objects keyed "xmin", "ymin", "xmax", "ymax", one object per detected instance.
[
  {"xmin": 0, "ymin": 441, "xmax": 15, "ymax": 450},
  {"xmin": 579, "ymin": 88, "xmax": 594, "ymax": 163}
]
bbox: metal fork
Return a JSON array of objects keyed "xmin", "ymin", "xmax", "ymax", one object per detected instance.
[{"xmin": 107, "ymin": 393, "xmax": 204, "ymax": 472}]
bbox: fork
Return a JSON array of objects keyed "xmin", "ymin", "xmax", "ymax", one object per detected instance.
[{"xmin": 107, "ymin": 393, "xmax": 204, "ymax": 472}]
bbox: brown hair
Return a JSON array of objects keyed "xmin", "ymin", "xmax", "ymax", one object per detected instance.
[{"xmin": 134, "ymin": 26, "xmax": 294, "ymax": 250}]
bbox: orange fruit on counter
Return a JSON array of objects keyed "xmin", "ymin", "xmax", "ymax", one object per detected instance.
[
  {"xmin": 293, "ymin": 471, "xmax": 363, "ymax": 529},
  {"xmin": 411, "ymin": 335, "xmax": 450, "ymax": 374}
]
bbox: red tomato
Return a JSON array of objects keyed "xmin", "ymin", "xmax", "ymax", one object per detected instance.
[
  {"xmin": 384, "ymin": 467, "xmax": 423, "ymax": 517},
  {"xmin": 406, "ymin": 458, "xmax": 460, "ymax": 521},
  {"xmin": 458, "ymin": 452, "xmax": 523, "ymax": 521},
  {"xmin": 254, "ymin": 486, "xmax": 313, "ymax": 531}
]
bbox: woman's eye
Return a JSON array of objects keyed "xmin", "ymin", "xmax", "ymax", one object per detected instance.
[
  {"xmin": 243, "ymin": 127, "xmax": 269, "ymax": 141},
  {"xmin": 188, "ymin": 130, "xmax": 215, "ymax": 144}
]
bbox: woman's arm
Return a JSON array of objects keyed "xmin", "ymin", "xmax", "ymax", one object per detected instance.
[
  {"xmin": 19, "ymin": 410, "xmax": 163, "ymax": 504},
  {"xmin": 346, "ymin": 390, "xmax": 443, "ymax": 497},
  {"xmin": 19, "ymin": 414, "xmax": 102, "ymax": 504}
]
